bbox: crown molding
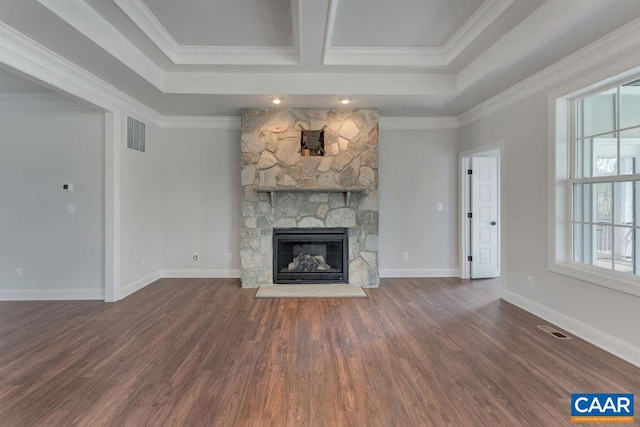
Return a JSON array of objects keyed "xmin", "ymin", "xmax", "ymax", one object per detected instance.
[
  {"xmin": 323, "ymin": 0, "xmax": 513, "ymax": 67},
  {"xmin": 0, "ymin": 21, "xmax": 161, "ymax": 122},
  {"xmin": 114, "ymin": 0, "xmax": 177, "ymax": 57},
  {"xmin": 458, "ymin": 16, "xmax": 640, "ymax": 127},
  {"xmin": 114, "ymin": 0, "xmax": 299, "ymax": 65},
  {"xmin": 38, "ymin": 0, "xmax": 164, "ymax": 89},
  {"xmin": 379, "ymin": 116, "xmax": 459, "ymax": 130},
  {"xmin": 444, "ymin": 0, "xmax": 514, "ymax": 63}
]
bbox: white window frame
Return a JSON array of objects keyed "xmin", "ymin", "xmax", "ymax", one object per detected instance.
[{"xmin": 550, "ymin": 71, "xmax": 640, "ymax": 298}]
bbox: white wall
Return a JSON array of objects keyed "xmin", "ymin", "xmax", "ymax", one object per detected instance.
[
  {"xmin": 118, "ymin": 118, "xmax": 164, "ymax": 296},
  {"xmin": 459, "ymin": 64, "xmax": 640, "ymax": 364},
  {"xmin": 378, "ymin": 128, "xmax": 459, "ymax": 277},
  {"xmin": 0, "ymin": 106, "xmax": 104, "ymax": 299},
  {"xmin": 158, "ymin": 127, "xmax": 241, "ymax": 275}
]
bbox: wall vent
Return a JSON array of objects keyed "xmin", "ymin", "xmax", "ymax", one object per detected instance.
[
  {"xmin": 127, "ymin": 116, "xmax": 146, "ymax": 152},
  {"xmin": 536, "ymin": 325, "xmax": 572, "ymax": 339}
]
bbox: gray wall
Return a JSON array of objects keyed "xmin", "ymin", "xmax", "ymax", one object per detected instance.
[
  {"xmin": 0, "ymin": 107, "xmax": 104, "ymax": 296},
  {"xmin": 459, "ymin": 88, "xmax": 640, "ymax": 352},
  {"xmin": 379, "ymin": 128, "xmax": 459, "ymax": 276},
  {"xmin": 118, "ymin": 118, "xmax": 164, "ymax": 292},
  {"xmin": 159, "ymin": 127, "xmax": 241, "ymax": 273},
  {"xmin": 0, "ymin": 110, "xmax": 461, "ymax": 299}
]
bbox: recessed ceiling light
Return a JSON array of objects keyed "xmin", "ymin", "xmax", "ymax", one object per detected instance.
[
  {"xmin": 339, "ymin": 97, "xmax": 351, "ymax": 105},
  {"xmin": 271, "ymin": 96, "xmax": 283, "ymax": 105}
]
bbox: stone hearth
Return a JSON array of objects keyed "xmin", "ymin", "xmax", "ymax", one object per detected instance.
[{"xmin": 240, "ymin": 108, "xmax": 379, "ymax": 287}]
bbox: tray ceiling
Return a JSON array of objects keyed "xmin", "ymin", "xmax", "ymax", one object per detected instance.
[{"xmin": 1, "ymin": 0, "xmax": 639, "ymax": 116}]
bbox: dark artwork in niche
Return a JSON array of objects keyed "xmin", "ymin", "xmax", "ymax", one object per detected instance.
[
  {"xmin": 300, "ymin": 128, "xmax": 325, "ymax": 156},
  {"xmin": 273, "ymin": 228, "xmax": 348, "ymax": 284}
]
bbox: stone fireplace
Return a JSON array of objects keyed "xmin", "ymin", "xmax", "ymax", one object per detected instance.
[{"xmin": 240, "ymin": 108, "xmax": 379, "ymax": 287}]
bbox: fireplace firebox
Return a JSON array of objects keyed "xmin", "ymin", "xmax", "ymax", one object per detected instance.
[{"xmin": 273, "ymin": 228, "xmax": 348, "ymax": 284}]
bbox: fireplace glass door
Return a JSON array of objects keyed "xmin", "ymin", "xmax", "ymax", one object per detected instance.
[{"xmin": 273, "ymin": 228, "xmax": 348, "ymax": 284}]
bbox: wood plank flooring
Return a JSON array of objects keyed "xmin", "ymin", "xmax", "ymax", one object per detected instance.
[{"xmin": 0, "ymin": 278, "xmax": 638, "ymax": 426}]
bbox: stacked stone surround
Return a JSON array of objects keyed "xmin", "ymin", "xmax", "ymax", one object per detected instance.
[{"xmin": 240, "ymin": 108, "xmax": 379, "ymax": 287}]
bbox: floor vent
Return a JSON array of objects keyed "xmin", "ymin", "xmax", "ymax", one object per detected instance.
[{"xmin": 536, "ymin": 325, "xmax": 572, "ymax": 339}]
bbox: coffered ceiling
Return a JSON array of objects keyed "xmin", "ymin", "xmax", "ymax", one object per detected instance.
[{"xmin": 1, "ymin": 0, "xmax": 640, "ymax": 116}]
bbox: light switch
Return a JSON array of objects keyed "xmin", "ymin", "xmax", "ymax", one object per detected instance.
[{"xmin": 437, "ymin": 202, "xmax": 444, "ymax": 211}]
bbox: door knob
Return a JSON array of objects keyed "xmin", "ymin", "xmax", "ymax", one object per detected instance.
[{"xmin": 490, "ymin": 221, "xmax": 497, "ymax": 226}]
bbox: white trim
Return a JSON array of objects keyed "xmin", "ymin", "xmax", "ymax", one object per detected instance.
[
  {"xmin": 118, "ymin": 271, "xmax": 162, "ymax": 300},
  {"xmin": 0, "ymin": 288, "xmax": 104, "ymax": 301},
  {"xmin": 113, "ymin": 0, "xmax": 177, "ymax": 59},
  {"xmin": 323, "ymin": 0, "xmax": 513, "ymax": 67},
  {"xmin": 37, "ymin": 0, "xmax": 165, "ymax": 89},
  {"xmin": 460, "ymin": 155, "xmax": 472, "ymax": 279},
  {"xmin": 0, "ymin": 92, "xmax": 89, "ymax": 110},
  {"xmin": 503, "ymin": 290, "xmax": 640, "ymax": 368},
  {"xmin": 291, "ymin": 0, "xmax": 301, "ymax": 58},
  {"xmin": 0, "ymin": 22, "xmax": 245, "ymax": 131},
  {"xmin": 321, "ymin": 0, "xmax": 339, "ymax": 65},
  {"xmin": 444, "ymin": 0, "xmax": 514, "ymax": 63},
  {"xmin": 0, "ymin": 21, "xmax": 160, "ymax": 123},
  {"xmin": 548, "ymin": 68, "xmax": 640, "ymax": 299},
  {"xmin": 459, "ymin": 142, "xmax": 505, "ymax": 280},
  {"xmin": 172, "ymin": 46, "xmax": 298, "ymax": 66},
  {"xmin": 159, "ymin": 269, "xmax": 241, "ymax": 279},
  {"xmin": 104, "ymin": 112, "xmax": 120, "ymax": 302},
  {"xmin": 324, "ymin": 46, "xmax": 447, "ymax": 67},
  {"xmin": 550, "ymin": 263, "xmax": 640, "ymax": 299},
  {"xmin": 157, "ymin": 116, "xmax": 241, "ymax": 130},
  {"xmin": 458, "ymin": 16, "xmax": 640, "ymax": 126},
  {"xmin": 380, "ymin": 268, "xmax": 460, "ymax": 278},
  {"xmin": 379, "ymin": 116, "xmax": 459, "ymax": 130},
  {"xmin": 114, "ymin": 0, "xmax": 298, "ymax": 66}
]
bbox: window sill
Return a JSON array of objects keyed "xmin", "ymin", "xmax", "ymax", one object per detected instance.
[{"xmin": 550, "ymin": 262, "xmax": 640, "ymax": 298}]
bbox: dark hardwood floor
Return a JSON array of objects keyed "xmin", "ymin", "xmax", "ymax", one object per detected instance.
[{"xmin": 0, "ymin": 278, "xmax": 638, "ymax": 426}]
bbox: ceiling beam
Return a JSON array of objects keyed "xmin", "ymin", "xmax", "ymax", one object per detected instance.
[
  {"xmin": 37, "ymin": 0, "xmax": 165, "ymax": 89},
  {"xmin": 163, "ymin": 72, "xmax": 456, "ymax": 96},
  {"xmin": 457, "ymin": 0, "xmax": 620, "ymax": 92},
  {"xmin": 298, "ymin": 0, "xmax": 331, "ymax": 65}
]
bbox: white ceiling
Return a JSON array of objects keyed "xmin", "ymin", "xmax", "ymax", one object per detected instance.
[
  {"xmin": 1, "ymin": 0, "xmax": 640, "ymax": 116},
  {"xmin": 141, "ymin": 0, "xmax": 294, "ymax": 47},
  {"xmin": 331, "ymin": 0, "xmax": 484, "ymax": 47}
]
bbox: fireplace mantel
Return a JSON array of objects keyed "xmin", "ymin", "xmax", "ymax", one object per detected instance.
[{"xmin": 257, "ymin": 187, "xmax": 367, "ymax": 206}]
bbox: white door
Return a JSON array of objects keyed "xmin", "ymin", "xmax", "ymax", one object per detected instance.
[{"xmin": 471, "ymin": 156, "xmax": 500, "ymax": 278}]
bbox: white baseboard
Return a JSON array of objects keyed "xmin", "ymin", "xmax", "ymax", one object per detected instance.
[
  {"xmin": 380, "ymin": 268, "xmax": 460, "ymax": 278},
  {"xmin": 159, "ymin": 269, "xmax": 241, "ymax": 279},
  {"xmin": 0, "ymin": 288, "xmax": 104, "ymax": 301},
  {"xmin": 119, "ymin": 271, "xmax": 162, "ymax": 300},
  {"xmin": 502, "ymin": 290, "xmax": 640, "ymax": 369}
]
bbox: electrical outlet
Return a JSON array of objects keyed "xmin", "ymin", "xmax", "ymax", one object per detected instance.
[
  {"xmin": 141, "ymin": 258, "xmax": 146, "ymax": 268},
  {"xmin": 226, "ymin": 252, "xmax": 232, "ymax": 261},
  {"xmin": 192, "ymin": 253, "xmax": 199, "ymax": 261},
  {"xmin": 14, "ymin": 268, "xmax": 22, "ymax": 279},
  {"xmin": 402, "ymin": 252, "xmax": 409, "ymax": 261},
  {"xmin": 67, "ymin": 203, "xmax": 76, "ymax": 214},
  {"xmin": 527, "ymin": 276, "xmax": 534, "ymax": 288}
]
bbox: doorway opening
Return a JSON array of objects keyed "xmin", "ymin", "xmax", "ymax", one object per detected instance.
[{"xmin": 460, "ymin": 147, "xmax": 501, "ymax": 279}]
